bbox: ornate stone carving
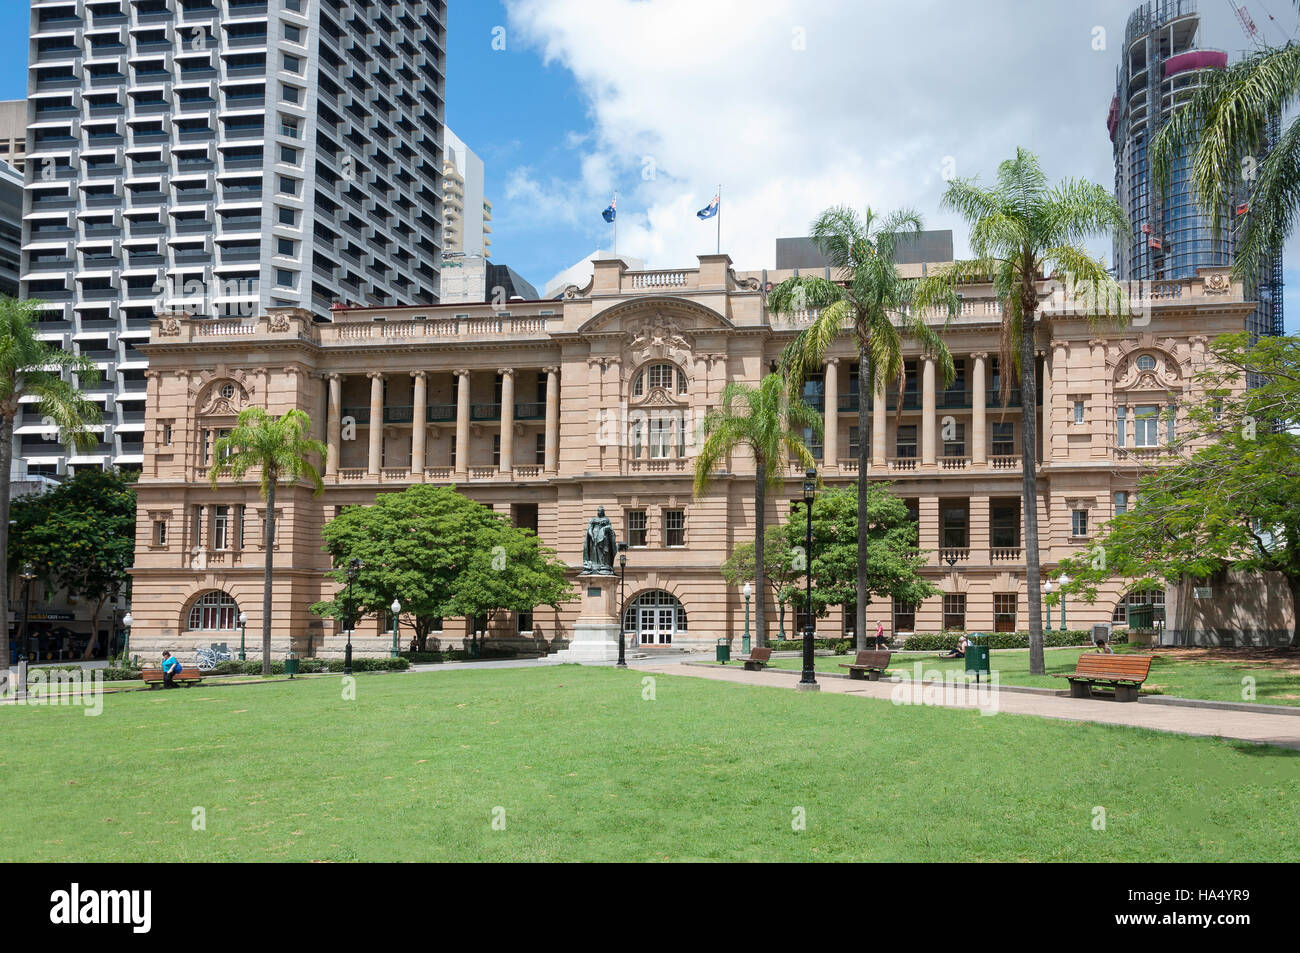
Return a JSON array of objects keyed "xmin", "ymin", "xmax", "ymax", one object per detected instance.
[
  {"xmin": 158, "ymin": 317, "xmax": 182, "ymax": 337},
  {"xmin": 267, "ymin": 311, "xmax": 291, "ymax": 332},
  {"xmin": 1203, "ymin": 272, "xmax": 1231, "ymax": 294}
]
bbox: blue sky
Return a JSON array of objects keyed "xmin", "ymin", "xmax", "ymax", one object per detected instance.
[{"xmin": 2, "ymin": 0, "xmax": 1297, "ymax": 330}]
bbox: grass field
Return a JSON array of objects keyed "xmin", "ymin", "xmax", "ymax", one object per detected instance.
[
  {"xmin": 2, "ymin": 665, "xmax": 1298, "ymax": 862},
  {"xmin": 760, "ymin": 646, "xmax": 1300, "ymax": 706}
]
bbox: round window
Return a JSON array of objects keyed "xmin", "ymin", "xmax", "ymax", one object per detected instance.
[
  {"xmin": 1136, "ymin": 355, "xmax": 1156, "ymax": 372},
  {"xmin": 219, "ymin": 383, "xmax": 236, "ymax": 399}
]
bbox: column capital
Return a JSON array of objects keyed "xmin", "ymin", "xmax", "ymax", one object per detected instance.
[
  {"xmin": 410, "ymin": 370, "xmax": 427, "ymax": 381},
  {"xmin": 497, "ymin": 367, "xmax": 515, "ymax": 378},
  {"xmin": 367, "ymin": 371, "xmax": 384, "ymax": 381},
  {"xmin": 542, "ymin": 365, "xmax": 559, "ymax": 375},
  {"xmin": 454, "ymin": 367, "xmax": 471, "ymax": 378},
  {"xmin": 323, "ymin": 371, "xmax": 341, "ymax": 381},
  {"xmin": 970, "ymin": 351, "xmax": 988, "ymax": 361},
  {"xmin": 824, "ymin": 356, "xmax": 840, "ymax": 367}
]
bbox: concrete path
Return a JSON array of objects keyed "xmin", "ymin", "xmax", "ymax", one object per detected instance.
[{"xmin": 638, "ymin": 661, "xmax": 1300, "ymax": 750}]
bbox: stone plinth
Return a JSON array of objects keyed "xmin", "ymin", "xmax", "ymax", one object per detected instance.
[{"xmin": 551, "ymin": 572, "xmax": 622, "ymax": 662}]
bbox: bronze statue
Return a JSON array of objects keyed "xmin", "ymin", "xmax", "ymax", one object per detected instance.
[{"xmin": 582, "ymin": 506, "xmax": 618, "ymax": 575}]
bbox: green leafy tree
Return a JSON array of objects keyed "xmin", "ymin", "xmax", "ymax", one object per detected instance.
[
  {"xmin": 694, "ymin": 374, "xmax": 820, "ymax": 647},
  {"xmin": 314, "ymin": 484, "xmax": 575, "ymax": 649},
  {"xmin": 1150, "ymin": 44, "xmax": 1298, "ymax": 284},
  {"xmin": 768, "ymin": 206, "xmax": 959, "ymax": 649},
  {"xmin": 940, "ymin": 148, "xmax": 1127, "ymax": 674},
  {"xmin": 720, "ymin": 525, "xmax": 803, "ymax": 641},
  {"xmin": 1058, "ymin": 333, "xmax": 1300, "ymax": 646},
  {"xmin": 782, "ymin": 486, "xmax": 936, "ymax": 630},
  {"xmin": 0, "ymin": 296, "xmax": 103, "ymax": 668},
  {"xmin": 211, "ymin": 407, "xmax": 325, "ymax": 674},
  {"xmin": 9, "ymin": 468, "xmax": 137, "ymax": 660}
]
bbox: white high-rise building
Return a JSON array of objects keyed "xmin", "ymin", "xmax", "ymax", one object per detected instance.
[
  {"xmin": 441, "ymin": 127, "xmax": 488, "ymax": 257},
  {"xmin": 21, "ymin": 0, "xmax": 447, "ymax": 477}
]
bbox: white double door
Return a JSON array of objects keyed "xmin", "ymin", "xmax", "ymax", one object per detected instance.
[{"xmin": 637, "ymin": 606, "xmax": 675, "ymax": 645}]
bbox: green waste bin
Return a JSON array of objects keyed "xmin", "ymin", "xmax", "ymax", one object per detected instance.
[
  {"xmin": 965, "ymin": 634, "xmax": 990, "ymax": 681},
  {"xmin": 716, "ymin": 639, "xmax": 731, "ymax": 663},
  {"xmin": 284, "ymin": 653, "xmax": 299, "ymax": 678}
]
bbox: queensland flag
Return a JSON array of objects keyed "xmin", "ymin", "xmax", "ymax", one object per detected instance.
[
  {"xmin": 697, "ymin": 194, "xmax": 719, "ymax": 220},
  {"xmin": 602, "ymin": 196, "xmax": 617, "ymax": 223}
]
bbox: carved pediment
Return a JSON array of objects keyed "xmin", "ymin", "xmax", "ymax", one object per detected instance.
[{"xmin": 1115, "ymin": 349, "xmax": 1183, "ymax": 393}]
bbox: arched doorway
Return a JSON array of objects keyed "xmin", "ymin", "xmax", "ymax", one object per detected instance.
[{"xmin": 622, "ymin": 590, "xmax": 687, "ymax": 645}]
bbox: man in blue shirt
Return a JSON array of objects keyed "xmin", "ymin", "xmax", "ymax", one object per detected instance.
[{"xmin": 161, "ymin": 651, "xmax": 181, "ymax": 689}]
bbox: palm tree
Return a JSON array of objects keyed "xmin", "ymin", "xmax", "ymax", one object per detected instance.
[
  {"xmin": 693, "ymin": 374, "xmax": 820, "ymax": 648},
  {"xmin": 768, "ymin": 206, "xmax": 959, "ymax": 650},
  {"xmin": 1150, "ymin": 44, "xmax": 1298, "ymax": 285},
  {"xmin": 210, "ymin": 407, "xmax": 325, "ymax": 674},
  {"xmin": 0, "ymin": 296, "xmax": 102, "ymax": 670},
  {"xmin": 940, "ymin": 148, "xmax": 1127, "ymax": 675}
]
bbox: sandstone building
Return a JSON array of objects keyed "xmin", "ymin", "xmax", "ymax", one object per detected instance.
[{"xmin": 127, "ymin": 254, "xmax": 1258, "ymax": 658}]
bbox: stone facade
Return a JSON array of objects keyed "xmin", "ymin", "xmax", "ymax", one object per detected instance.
[{"xmin": 127, "ymin": 255, "xmax": 1255, "ymax": 660}]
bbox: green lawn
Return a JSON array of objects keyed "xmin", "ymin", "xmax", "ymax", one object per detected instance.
[
  {"xmin": 2, "ymin": 666, "xmax": 1297, "ymax": 862},
  {"xmin": 759, "ymin": 646, "xmax": 1300, "ymax": 706}
]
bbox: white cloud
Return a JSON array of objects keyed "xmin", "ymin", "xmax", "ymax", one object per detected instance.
[{"xmin": 501, "ymin": 0, "xmax": 1292, "ymax": 283}]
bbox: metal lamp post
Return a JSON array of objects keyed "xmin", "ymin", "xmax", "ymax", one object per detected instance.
[
  {"xmin": 121, "ymin": 612, "xmax": 133, "ymax": 668},
  {"xmin": 617, "ymin": 543, "xmax": 628, "ymax": 669},
  {"xmin": 1057, "ymin": 574, "xmax": 1071, "ymax": 631},
  {"xmin": 238, "ymin": 610, "xmax": 248, "ymax": 661},
  {"xmin": 18, "ymin": 563, "xmax": 35, "ymax": 664},
  {"xmin": 390, "ymin": 598, "xmax": 401, "ymax": 658},
  {"xmin": 742, "ymin": 581, "xmax": 752, "ymax": 655},
  {"xmin": 344, "ymin": 557, "xmax": 361, "ymax": 676},
  {"xmin": 799, "ymin": 468, "xmax": 819, "ymax": 692},
  {"xmin": 1043, "ymin": 580, "xmax": 1053, "ymax": 631}
]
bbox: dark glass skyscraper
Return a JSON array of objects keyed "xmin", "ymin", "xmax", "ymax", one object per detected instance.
[{"xmin": 1110, "ymin": 0, "xmax": 1282, "ymax": 340}]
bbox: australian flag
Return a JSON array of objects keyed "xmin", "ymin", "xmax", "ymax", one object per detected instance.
[
  {"xmin": 697, "ymin": 194, "xmax": 719, "ymax": 220},
  {"xmin": 602, "ymin": 196, "xmax": 617, "ymax": 223}
]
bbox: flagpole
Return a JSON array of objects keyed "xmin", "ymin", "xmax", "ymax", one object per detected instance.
[
  {"xmin": 716, "ymin": 183, "xmax": 721, "ymax": 255},
  {"xmin": 613, "ymin": 190, "xmax": 618, "ymax": 256}
]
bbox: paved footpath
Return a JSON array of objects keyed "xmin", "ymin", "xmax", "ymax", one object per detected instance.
[{"xmin": 638, "ymin": 661, "xmax": 1300, "ymax": 750}]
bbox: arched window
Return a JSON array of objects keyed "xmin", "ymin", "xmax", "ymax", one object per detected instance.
[
  {"xmin": 622, "ymin": 590, "xmax": 687, "ymax": 645},
  {"xmin": 633, "ymin": 363, "xmax": 687, "ymax": 397},
  {"xmin": 1112, "ymin": 588, "xmax": 1164, "ymax": 624},
  {"xmin": 188, "ymin": 591, "xmax": 240, "ymax": 630}
]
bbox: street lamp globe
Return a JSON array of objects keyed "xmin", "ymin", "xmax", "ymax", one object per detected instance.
[
  {"xmin": 391, "ymin": 598, "xmax": 401, "ymax": 615},
  {"xmin": 122, "ymin": 613, "xmax": 133, "ymax": 627},
  {"xmin": 742, "ymin": 581, "xmax": 752, "ymax": 600},
  {"xmin": 238, "ymin": 611, "xmax": 248, "ymax": 625},
  {"xmin": 1043, "ymin": 580, "xmax": 1052, "ymax": 594},
  {"xmin": 1058, "ymin": 574, "xmax": 1072, "ymax": 588}
]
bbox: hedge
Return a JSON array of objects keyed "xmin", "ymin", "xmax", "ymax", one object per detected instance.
[
  {"xmin": 898, "ymin": 630, "xmax": 1128, "ymax": 652},
  {"xmin": 206, "ymin": 657, "xmax": 410, "ymax": 676}
]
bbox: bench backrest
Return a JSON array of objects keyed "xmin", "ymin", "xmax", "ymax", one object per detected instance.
[
  {"xmin": 1072, "ymin": 654, "xmax": 1152, "ymax": 681},
  {"xmin": 140, "ymin": 668, "xmax": 200, "ymax": 680},
  {"xmin": 854, "ymin": 650, "xmax": 892, "ymax": 669},
  {"xmin": 748, "ymin": 647, "xmax": 772, "ymax": 663}
]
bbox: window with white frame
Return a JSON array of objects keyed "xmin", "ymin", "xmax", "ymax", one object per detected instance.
[
  {"xmin": 1134, "ymin": 405, "xmax": 1160, "ymax": 447},
  {"xmin": 1073, "ymin": 400, "xmax": 1085, "ymax": 425},
  {"xmin": 664, "ymin": 509, "xmax": 685, "ymax": 547},
  {"xmin": 188, "ymin": 591, "xmax": 239, "ymax": 630},
  {"xmin": 1072, "ymin": 509, "xmax": 1089, "ymax": 537}
]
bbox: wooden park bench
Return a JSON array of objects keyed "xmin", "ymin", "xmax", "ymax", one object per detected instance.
[
  {"xmin": 837, "ymin": 649, "xmax": 892, "ymax": 681},
  {"xmin": 1052, "ymin": 653, "xmax": 1152, "ymax": 702},
  {"xmin": 739, "ymin": 647, "xmax": 772, "ymax": 671},
  {"xmin": 140, "ymin": 667, "xmax": 203, "ymax": 689}
]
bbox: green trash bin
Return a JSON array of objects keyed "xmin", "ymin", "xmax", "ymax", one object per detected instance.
[
  {"xmin": 284, "ymin": 653, "xmax": 300, "ymax": 678},
  {"xmin": 965, "ymin": 634, "xmax": 991, "ymax": 682},
  {"xmin": 716, "ymin": 639, "xmax": 731, "ymax": 663}
]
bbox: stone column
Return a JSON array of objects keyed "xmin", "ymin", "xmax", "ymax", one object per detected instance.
[
  {"xmin": 921, "ymin": 355, "xmax": 937, "ymax": 466},
  {"xmin": 543, "ymin": 365, "xmax": 560, "ymax": 474},
  {"xmin": 822, "ymin": 357, "xmax": 838, "ymax": 470},
  {"xmin": 498, "ymin": 367, "xmax": 515, "ymax": 473},
  {"xmin": 1039, "ymin": 348, "xmax": 1052, "ymax": 464},
  {"xmin": 367, "ymin": 372, "xmax": 383, "ymax": 476},
  {"xmin": 454, "ymin": 369, "xmax": 471, "ymax": 479},
  {"xmin": 325, "ymin": 373, "xmax": 341, "ymax": 477},
  {"xmin": 971, "ymin": 352, "xmax": 987, "ymax": 466},
  {"xmin": 871, "ymin": 376, "xmax": 886, "ymax": 468},
  {"xmin": 410, "ymin": 371, "xmax": 427, "ymax": 480}
]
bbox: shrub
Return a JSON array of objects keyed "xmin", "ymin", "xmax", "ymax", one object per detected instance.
[
  {"xmin": 323, "ymin": 657, "xmax": 410, "ymax": 672},
  {"xmin": 767, "ymin": 638, "xmax": 845, "ymax": 652},
  {"xmin": 101, "ymin": 666, "xmax": 143, "ymax": 681},
  {"xmin": 898, "ymin": 630, "xmax": 1126, "ymax": 652}
]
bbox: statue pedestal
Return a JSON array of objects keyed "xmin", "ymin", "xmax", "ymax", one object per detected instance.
[{"xmin": 552, "ymin": 572, "xmax": 623, "ymax": 662}]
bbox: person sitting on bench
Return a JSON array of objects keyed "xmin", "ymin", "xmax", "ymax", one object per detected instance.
[
  {"xmin": 1093, "ymin": 632, "xmax": 1114, "ymax": 655},
  {"xmin": 941, "ymin": 634, "xmax": 970, "ymax": 659},
  {"xmin": 161, "ymin": 651, "xmax": 181, "ymax": 689}
]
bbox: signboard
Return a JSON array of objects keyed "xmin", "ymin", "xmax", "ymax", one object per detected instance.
[{"xmin": 1193, "ymin": 587, "xmax": 1213, "ymax": 599}]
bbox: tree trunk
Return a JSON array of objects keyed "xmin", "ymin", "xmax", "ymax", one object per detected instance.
[
  {"xmin": 753, "ymin": 462, "xmax": 767, "ymax": 648},
  {"xmin": 81, "ymin": 594, "xmax": 107, "ymax": 660},
  {"xmin": 856, "ymin": 352, "xmax": 871, "ymax": 650},
  {"xmin": 1019, "ymin": 284, "xmax": 1045, "ymax": 675},
  {"xmin": 0, "ymin": 413, "xmax": 13, "ymax": 673},
  {"xmin": 1289, "ymin": 575, "xmax": 1300, "ymax": 648},
  {"xmin": 262, "ymin": 476, "xmax": 276, "ymax": 675}
]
